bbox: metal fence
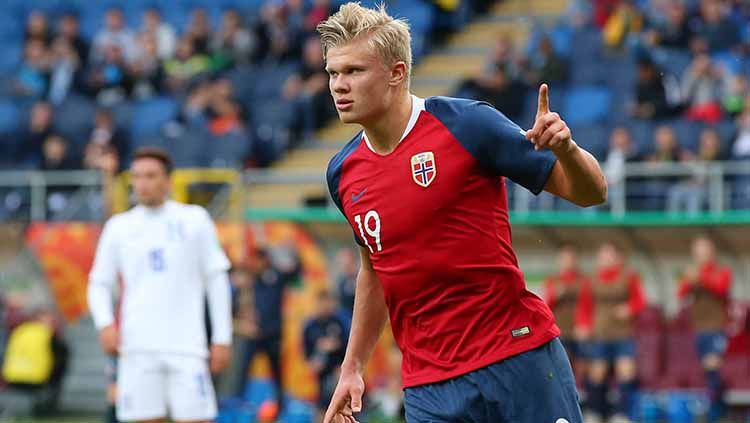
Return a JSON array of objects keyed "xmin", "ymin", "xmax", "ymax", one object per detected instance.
[{"xmin": 0, "ymin": 160, "xmax": 749, "ymax": 221}]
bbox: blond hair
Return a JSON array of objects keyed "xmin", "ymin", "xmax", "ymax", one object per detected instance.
[{"xmin": 316, "ymin": 2, "xmax": 412, "ymax": 87}]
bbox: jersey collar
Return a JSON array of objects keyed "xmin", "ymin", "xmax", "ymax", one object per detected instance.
[{"xmin": 363, "ymin": 95, "xmax": 425, "ymax": 154}]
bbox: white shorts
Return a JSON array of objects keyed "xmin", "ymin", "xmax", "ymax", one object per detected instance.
[{"xmin": 116, "ymin": 352, "xmax": 217, "ymax": 422}]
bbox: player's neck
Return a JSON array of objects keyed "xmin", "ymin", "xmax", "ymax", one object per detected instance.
[
  {"xmin": 363, "ymin": 92, "xmax": 412, "ymax": 155},
  {"xmin": 140, "ymin": 198, "xmax": 168, "ymax": 210}
]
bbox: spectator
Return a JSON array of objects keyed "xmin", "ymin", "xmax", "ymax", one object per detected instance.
[
  {"xmin": 677, "ymin": 237, "xmax": 732, "ymax": 422},
  {"xmin": 15, "ymin": 101, "xmax": 54, "ymax": 167},
  {"xmin": 282, "ymin": 36, "xmax": 335, "ymax": 140},
  {"xmin": 604, "ymin": 127, "xmax": 639, "ymax": 204},
  {"xmin": 40, "ymin": 135, "xmax": 78, "ymax": 215},
  {"xmin": 227, "ymin": 248, "xmax": 301, "ymax": 410},
  {"xmin": 523, "ymin": 34, "xmax": 569, "ymax": 86},
  {"xmin": 128, "ymin": 32, "xmax": 164, "ymax": 100},
  {"xmin": 163, "ymin": 37, "xmax": 211, "ymax": 94},
  {"xmin": 305, "ymin": 0, "xmax": 332, "ymax": 32},
  {"xmin": 87, "ymin": 44, "xmax": 133, "ymax": 106},
  {"xmin": 258, "ymin": 2, "xmax": 301, "ymax": 62},
  {"xmin": 456, "ymin": 64, "xmax": 527, "ymax": 122},
  {"xmin": 25, "ymin": 10, "xmax": 52, "ymax": 46},
  {"xmin": 631, "ymin": 55, "xmax": 674, "ymax": 120},
  {"xmin": 141, "ymin": 8, "xmax": 176, "ymax": 60},
  {"xmin": 57, "ymin": 13, "xmax": 89, "ymax": 64},
  {"xmin": 14, "ymin": 39, "xmax": 50, "ymax": 99},
  {"xmin": 543, "ymin": 244, "xmax": 589, "ymax": 372},
  {"xmin": 185, "ymin": 8, "xmax": 213, "ymax": 55},
  {"xmin": 732, "ymin": 109, "xmax": 750, "ymax": 159},
  {"xmin": 0, "ymin": 308, "xmax": 69, "ymax": 417},
  {"xmin": 86, "ymin": 108, "xmax": 130, "ymax": 168},
  {"xmin": 334, "ymin": 248, "xmax": 357, "ymax": 320},
  {"xmin": 211, "ymin": 9, "xmax": 255, "ymax": 69},
  {"xmin": 303, "ymin": 290, "xmax": 348, "ymax": 421},
  {"xmin": 722, "ymin": 74, "xmax": 748, "ymax": 116},
  {"xmin": 602, "ymin": 0, "xmax": 644, "ymax": 51},
  {"xmin": 578, "ymin": 243, "xmax": 646, "ymax": 423},
  {"xmin": 217, "ymin": 264, "xmax": 258, "ymax": 398},
  {"xmin": 47, "ymin": 37, "xmax": 84, "ymax": 104},
  {"xmin": 647, "ymin": 125, "xmax": 689, "ymax": 163},
  {"xmin": 643, "ymin": 0, "xmax": 691, "ymax": 49},
  {"xmin": 92, "ymin": 8, "xmax": 137, "ymax": 64},
  {"xmin": 681, "ymin": 53, "xmax": 725, "ymax": 123},
  {"xmin": 691, "ymin": 0, "xmax": 741, "ymax": 52},
  {"xmin": 456, "ymin": 36, "xmax": 526, "ymax": 120},
  {"xmin": 40, "ymin": 134, "xmax": 76, "ymax": 171},
  {"xmin": 667, "ymin": 128, "xmax": 724, "ymax": 214}
]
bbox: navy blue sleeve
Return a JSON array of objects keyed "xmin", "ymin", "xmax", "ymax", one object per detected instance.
[
  {"xmin": 427, "ymin": 97, "xmax": 557, "ymax": 195},
  {"xmin": 326, "ymin": 133, "xmax": 366, "ymax": 247}
]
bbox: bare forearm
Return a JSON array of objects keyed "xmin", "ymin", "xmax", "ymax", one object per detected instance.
[
  {"xmin": 553, "ymin": 142, "xmax": 608, "ymax": 206},
  {"xmin": 341, "ymin": 265, "xmax": 388, "ymax": 375}
]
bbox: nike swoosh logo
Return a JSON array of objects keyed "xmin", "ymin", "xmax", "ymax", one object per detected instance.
[{"xmin": 351, "ymin": 188, "xmax": 367, "ymax": 203}]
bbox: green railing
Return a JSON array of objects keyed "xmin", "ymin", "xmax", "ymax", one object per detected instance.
[{"xmin": 245, "ymin": 208, "xmax": 750, "ymax": 226}]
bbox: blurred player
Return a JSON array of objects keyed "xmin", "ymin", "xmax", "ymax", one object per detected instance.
[
  {"xmin": 87, "ymin": 147, "xmax": 233, "ymax": 423},
  {"xmin": 543, "ymin": 244, "xmax": 589, "ymax": 371},
  {"xmin": 319, "ymin": 3, "xmax": 608, "ymax": 422},
  {"xmin": 577, "ymin": 243, "xmax": 645, "ymax": 423},
  {"xmin": 677, "ymin": 236, "xmax": 732, "ymax": 422}
]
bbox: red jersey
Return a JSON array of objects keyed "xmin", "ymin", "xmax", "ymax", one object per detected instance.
[
  {"xmin": 327, "ymin": 96, "xmax": 559, "ymax": 387},
  {"xmin": 677, "ymin": 262, "xmax": 732, "ymax": 300}
]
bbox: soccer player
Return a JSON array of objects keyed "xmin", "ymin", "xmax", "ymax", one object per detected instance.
[
  {"xmin": 319, "ymin": 3, "xmax": 607, "ymax": 422},
  {"xmin": 576, "ymin": 243, "xmax": 645, "ymax": 423},
  {"xmin": 677, "ymin": 236, "xmax": 732, "ymax": 422},
  {"xmin": 87, "ymin": 147, "xmax": 232, "ymax": 423}
]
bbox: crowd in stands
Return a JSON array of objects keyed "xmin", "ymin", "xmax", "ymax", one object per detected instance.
[
  {"xmin": 0, "ymin": 0, "xmax": 484, "ymax": 220},
  {"xmin": 455, "ymin": 0, "xmax": 750, "ymax": 212}
]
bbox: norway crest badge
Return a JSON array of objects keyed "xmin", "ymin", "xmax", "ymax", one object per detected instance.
[{"xmin": 410, "ymin": 152, "xmax": 436, "ymax": 187}]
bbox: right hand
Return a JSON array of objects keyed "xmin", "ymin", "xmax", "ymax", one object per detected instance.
[
  {"xmin": 99, "ymin": 324, "xmax": 119, "ymax": 356},
  {"xmin": 323, "ymin": 368, "xmax": 365, "ymax": 423}
]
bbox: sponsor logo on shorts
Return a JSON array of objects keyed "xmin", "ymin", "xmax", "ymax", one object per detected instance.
[{"xmin": 555, "ymin": 419, "xmax": 570, "ymax": 423}]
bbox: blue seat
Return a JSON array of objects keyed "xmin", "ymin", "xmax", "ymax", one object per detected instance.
[
  {"xmin": 0, "ymin": 43, "xmax": 22, "ymax": 76},
  {"xmin": 562, "ymin": 86, "xmax": 611, "ymax": 126},
  {"xmin": 669, "ymin": 119, "xmax": 703, "ymax": 152},
  {"xmin": 569, "ymin": 124, "xmax": 609, "ymax": 160},
  {"xmin": 625, "ymin": 120, "xmax": 656, "ymax": 155},
  {"xmin": 651, "ymin": 48, "xmax": 692, "ymax": 78},
  {"xmin": 53, "ymin": 95, "xmax": 97, "ymax": 152},
  {"xmin": 130, "ymin": 96, "xmax": 178, "ymax": 138},
  {"xmin": 207, "ymin": 131, "xmax": 251, "ymax": 168},
  {"xmin": 0, "ymin": 100, "xmax": 21, "ymax": 134}
]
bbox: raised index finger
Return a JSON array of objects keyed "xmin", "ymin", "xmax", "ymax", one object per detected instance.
[{"xmin": 537, "ymin": 83, "xmax": 550, "ymax": 116}]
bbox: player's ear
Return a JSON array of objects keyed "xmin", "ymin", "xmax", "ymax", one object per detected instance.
[{"xmin": 388, "ymin": 61, "xmax": 407, "ymax": 87}]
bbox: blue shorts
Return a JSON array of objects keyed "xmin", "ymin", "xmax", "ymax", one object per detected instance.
[
  {"xmin": 587, "ymin": 339, "xmax": 636, "ymax": 361},
  {"xmin": 695, "ymin": 331, "xmax": 727, "ymax": 359},
  {"xmin": 404, "ymin": 338, "xmax": 583, "ymax": 423}
]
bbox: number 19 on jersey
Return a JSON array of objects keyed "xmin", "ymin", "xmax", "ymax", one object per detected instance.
[{"xmin": 354, "ymin": 210, "xmax": 382, "ymax": 253}]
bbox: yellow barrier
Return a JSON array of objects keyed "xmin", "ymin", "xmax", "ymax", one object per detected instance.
[{"xmin": 112, "ymin": 168, "xmax": 243, "ymax": 217}]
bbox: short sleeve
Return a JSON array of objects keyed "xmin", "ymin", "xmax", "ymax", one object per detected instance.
[
  {"xmin": 457, "ymin": 102, "xmax": 557, "ymax": 195},
  {"xmin": 327, "ymin": 137, "xmax": 366, "ymax": 247},
  {"xmin": 197, "ymin": 209, "xmax": 231, "ymax": 276}
]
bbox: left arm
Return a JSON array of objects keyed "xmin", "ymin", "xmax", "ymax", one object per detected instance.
[
  {"xmin": 198, "ymin": 210, "xmax": 233, "ymax": 372},
  {"xmin": 526, "ymin": 84, "xmax": 608, "ymax": 207}
]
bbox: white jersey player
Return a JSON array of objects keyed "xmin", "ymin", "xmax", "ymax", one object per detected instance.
[{"xmin": 87, "ymin": 147, "xmax": 232, "ymax": 423}]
